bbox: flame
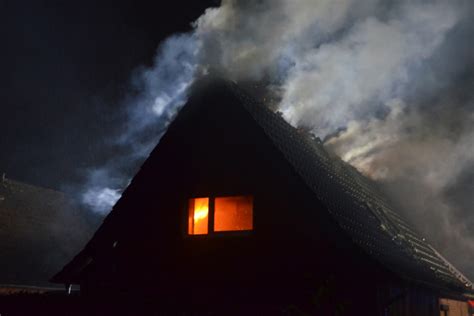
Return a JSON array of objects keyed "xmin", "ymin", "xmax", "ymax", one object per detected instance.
[
  {"xmin": 188, "ymin": 197, "xmax": 209, "ymax": 235},
  {"xmin": 194, "ymin": 204, "xmax": 209, "ymax": 222}
]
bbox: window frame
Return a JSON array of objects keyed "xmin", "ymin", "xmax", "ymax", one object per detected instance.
[{"xmin": 184, "ymin": 194, "xmax": 255, "ymax": 237}]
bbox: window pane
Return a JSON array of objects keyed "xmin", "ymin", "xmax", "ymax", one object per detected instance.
[
  {"xmin": 188, "ymin": 197, "xmax": 209, "ymax": 235},
  {"xmin": 214, "ymin": 196, "xmax": 253, "ymax": 232}
]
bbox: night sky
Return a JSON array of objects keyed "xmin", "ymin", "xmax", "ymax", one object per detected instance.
[{"xmin": 0, "ymin": 0, "xmax": 217, "ymax": 190}]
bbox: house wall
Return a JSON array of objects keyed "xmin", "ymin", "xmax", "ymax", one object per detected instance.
[
  {"xmin": 376, "ymin": 283, "xmax": 439, "ymax": 316},
  {"xmin": 439, "ymin": 298, "xmax": 469, "ymax": 316}
]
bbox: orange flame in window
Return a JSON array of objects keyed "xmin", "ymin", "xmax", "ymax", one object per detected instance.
[
  {"xmin": 194, "ymin": 204, "xmax": 208, "ymax": 221},
  {"xmin": 188, "ymin": 197, "xmax": 209, "ymax": 235}
]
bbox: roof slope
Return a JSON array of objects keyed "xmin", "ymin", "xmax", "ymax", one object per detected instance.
[
  {"xmin": 223, "ymin": 80, "xmax": 473, "ymax": 294},
  {"xmin": 53, "ymin": 78, "xmax": 473, "ymax": 294},
  {"xmin": 0, "ymin": 177, "xmax": 94, "ymax": 286}
]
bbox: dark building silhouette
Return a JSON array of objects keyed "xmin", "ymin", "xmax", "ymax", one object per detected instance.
[
  {"xmin": 0, "ymin": 176, "xmax": 93, "ymax": 287},
  {"xmin": 53, "ymin": 78, "xmax": 474, "ymax": 315}
]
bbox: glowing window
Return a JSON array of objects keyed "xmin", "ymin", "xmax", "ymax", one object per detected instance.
[
  {"xmin": 187, "ymin": 196, "xmax": 253, "ymax": 235},
  {"xmin": 214, "ymin": 196, "xmax": 253, "ymax": 232},
  {"xmin": 188, "ymin": 197, "xmax": 209, "ymax": 235}
]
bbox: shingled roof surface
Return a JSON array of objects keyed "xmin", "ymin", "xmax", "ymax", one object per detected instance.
[
  {"xmin": 223, "ymin": 80, "xmax": 473, "ymax": 294},
  {"xmin": 0, "ymin": 177, "xmax": 93, "ymax": 286},
  {"xmin": 54, "ymin": 78, "xmax": 473, "ymax": 295}
]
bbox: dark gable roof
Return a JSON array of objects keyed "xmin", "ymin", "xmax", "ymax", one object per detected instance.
[
  {"xmin": 53, "ymin": 77, "xmax": 474, "ymax": 294},
  {"xmin": 0, "ymin": 177, "xmax": 93, "ymax": 286}
]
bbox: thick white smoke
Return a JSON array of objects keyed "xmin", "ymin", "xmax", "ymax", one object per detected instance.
[
  {"xmin": 195, "ymin": 0, "xmax": 458, "ymax": 133},
  {"xmin": 81, "ymin": 0, "xmax": 474, "ymax": 279}
]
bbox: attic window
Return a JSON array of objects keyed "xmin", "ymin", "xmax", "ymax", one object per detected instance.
[{"xmin": 187, "ymin": 196, "xmax": 253, "ymax": 235}]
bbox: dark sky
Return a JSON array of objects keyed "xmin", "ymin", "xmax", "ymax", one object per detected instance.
[{"xmin": 0, "ymin": 0, "xmax": 217, "ymax": 190}]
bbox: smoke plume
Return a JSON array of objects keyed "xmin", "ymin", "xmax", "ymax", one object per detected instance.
[
  {"xmin": 81, "ymin": 0, "xmax": 474, "ymax": 278},
  {"xmin": 80, "ymin": 33, "xmax": 200, "ymax": 214}
]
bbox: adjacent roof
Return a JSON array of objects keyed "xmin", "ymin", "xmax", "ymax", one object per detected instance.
[
  {"xmin": 53, "ymin": 77, "xmax": 474, "ymax": 294},
  {"xmin": 0, "ymin": 177, "xmax": 94, "ymax": 286}
]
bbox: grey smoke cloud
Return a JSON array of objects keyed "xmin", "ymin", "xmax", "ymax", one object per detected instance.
[{"xmin": 80, "ymin": 0, "xmax": 474, "ymax": 279}]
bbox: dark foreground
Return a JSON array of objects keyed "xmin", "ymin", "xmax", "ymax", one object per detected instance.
[{"xmin": 0, "ymin": 291, "xmax": 349, "ymax": 316}]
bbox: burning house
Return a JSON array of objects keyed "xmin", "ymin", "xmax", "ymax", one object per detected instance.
[{"xmin": 53, "ymin": 78, "xmax": 474, "ymax": 315}]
